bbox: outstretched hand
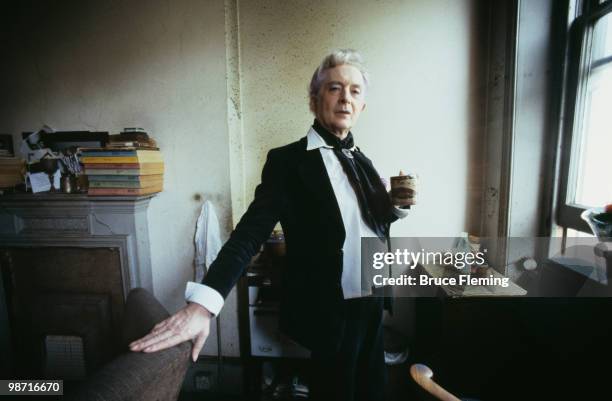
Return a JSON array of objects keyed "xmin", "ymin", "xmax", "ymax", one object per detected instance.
[{"xmin": 129, "ymin": 302, "xmax": 212, "ymax": 362}]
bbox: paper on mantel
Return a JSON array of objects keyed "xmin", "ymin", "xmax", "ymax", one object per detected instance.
[
  {"xmin": 53, "ymin": 169, "xmax": 60, "ymax": 189},
  {"xmin": 21, "ymin": 125, "xmax": 55, "ymax": 163},
  {"xmin": 194, "ymin": 200, "xmax": 222, "ymax": 283}
]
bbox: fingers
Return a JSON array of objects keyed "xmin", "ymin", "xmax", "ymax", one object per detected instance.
[
  {"xmin": 151, "ymin": 319, "xmax": 169, "ymax": 334},
  {"xmin": 192, "ymin": 332, "xmax": 208, "ymax": 362},
  {"xmin": 130, "ymin": 327, "xmax": 179, "ymax": 352},
  {"xmin": 399, "ymin": 169, "xmax": 406, "ymax": 175},
  {"xmin": 129, "ymin": 333, "xmax": 161, "ymax": 351},
  {"xmin": 129, "ymin": 321, "xmax": 170, "ymax": 350},
  {"xmin": 140, "ymin": 333, "xmax": 186, "ymax": 353},
  {"xmin": 129, "ymin": 313, "xmax": 187, "ymax": 351},
  {"xmin": 128, "ymin": 303, "xmax": 213, "ymax": 355},
  {"xmin": 129, "ymin": 316, "xmax": 175, "ymax": 348}
]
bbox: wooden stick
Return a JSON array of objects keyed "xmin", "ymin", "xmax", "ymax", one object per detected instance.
[{"xmin": 410, "ymin": 364, "xmax": 461, "ymax": 401}]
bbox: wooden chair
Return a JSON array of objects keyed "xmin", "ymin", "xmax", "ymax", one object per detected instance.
[{"xmin": 410, "ymin": 364, "xmax": 481, "ymax": 401}]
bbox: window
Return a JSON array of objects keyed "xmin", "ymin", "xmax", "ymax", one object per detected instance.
[{"xmin": 558, "ymin": 0, "xmax": 612, "ymax": 233}]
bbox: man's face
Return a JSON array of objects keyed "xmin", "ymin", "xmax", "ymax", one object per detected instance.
[{"xmin": 311, "ymin": 64, "xmax": 366, "ymax": 138}]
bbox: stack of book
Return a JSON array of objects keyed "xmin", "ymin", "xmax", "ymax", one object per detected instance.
[
  {"xmin": 82, "ymin": 148, "xmax": 164, "ymax": 196},
  {"xmin": 0, "ymin": 158, "xmax": 25, "ymax": 188},
  {"xmin": 107, "ymin": 129, "xmax": 158, "ymax": 149}
]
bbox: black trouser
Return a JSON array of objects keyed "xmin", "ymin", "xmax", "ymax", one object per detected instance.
[{"xmin": 309, "ymin": 296, "xmax": 386, "ymax": 401}]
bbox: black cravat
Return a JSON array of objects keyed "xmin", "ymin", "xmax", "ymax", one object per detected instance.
[{"xmin": 312, "ymin": 119, "xmax": 392, "ymax": 240}]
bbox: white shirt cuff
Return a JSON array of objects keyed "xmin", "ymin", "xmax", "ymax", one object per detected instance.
[
  {"xmin": 185, "ymin": 281, "xmax": 224, "ymax": 316},
  {"xmin": 392, "ymin": 205, "xmax": 410, "ymax": 219}
]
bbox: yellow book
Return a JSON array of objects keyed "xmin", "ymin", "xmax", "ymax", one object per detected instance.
[{"xmin": 81, "ymin": 155, "xmax": 163, "ymax": 164}]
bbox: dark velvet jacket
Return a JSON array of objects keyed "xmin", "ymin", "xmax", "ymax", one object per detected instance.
[{"xmin": 202, "ymin": 136, "xmax": 398, "ymax": 351}]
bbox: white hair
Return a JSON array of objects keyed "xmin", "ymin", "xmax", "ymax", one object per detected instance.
[{"xmin": 308, "ymin": 49, "xmax": 369, "ymax": 99}]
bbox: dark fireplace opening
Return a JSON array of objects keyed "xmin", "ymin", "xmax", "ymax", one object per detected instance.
[{"xmin": 0, "ymin": 247, "xmax": 125, "ymax": 380}]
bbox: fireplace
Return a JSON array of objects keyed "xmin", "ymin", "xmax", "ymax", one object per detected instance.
[{"xmin": 0, "ymin": 193, "xmax": 155, "ymax": 379}]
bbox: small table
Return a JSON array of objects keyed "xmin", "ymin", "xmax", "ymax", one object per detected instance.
[{"xmin": 238, "ymin": 255, "xmax": 309, "ymax": 399}]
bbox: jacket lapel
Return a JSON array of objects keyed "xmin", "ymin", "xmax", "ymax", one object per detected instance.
[{"xmin": 297, "ymin": 143, "xmax": 345, "ymax": 241}]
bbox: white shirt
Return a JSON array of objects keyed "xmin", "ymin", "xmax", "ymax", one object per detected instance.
[
  {"xmin": 185, "ymin": 127, "xmax": 408, "ymax": 314},
  {"xmin": 306, "ymin": 127, "xmax": 380, "ymax": 298}
]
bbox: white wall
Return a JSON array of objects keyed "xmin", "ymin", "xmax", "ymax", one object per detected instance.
[
  {"xmin": 234, "ymin": 0, "xmax": 487, "ymax": 345},
  {"xmin": 237, "ymin": 0, "xmax": 487, "ymax": 237},
  {"xmin": 0, "ymin": 0, "xmax": 237, "ymax": 356}
]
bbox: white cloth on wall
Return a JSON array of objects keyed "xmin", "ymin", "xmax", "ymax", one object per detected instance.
[{"xmin": 194, "ymin": 200, "xmax": 222, "ymax": 283}]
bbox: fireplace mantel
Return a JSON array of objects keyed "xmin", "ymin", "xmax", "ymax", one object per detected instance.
[
  {"xmin": 0, "ymin": 192, "xmax": 158, "ymax": 377},
  {"xmin": 0, "ymin": 193, "xmax": 156, "ymax": 295}
]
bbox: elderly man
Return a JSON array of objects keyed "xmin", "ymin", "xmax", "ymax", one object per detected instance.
[{"xmin": 131, "ymin": 49, "xmax": 408, "ymax": 401}]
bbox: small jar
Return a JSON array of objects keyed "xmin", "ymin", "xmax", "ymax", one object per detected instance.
[{"xmin": 60, "ymin": 175, "xmax": 76, "ymax": 193}]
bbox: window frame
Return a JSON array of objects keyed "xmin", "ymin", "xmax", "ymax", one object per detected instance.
[{"xmin": 557, "ymin": 0, "xmax": 612, "ymax": 234}]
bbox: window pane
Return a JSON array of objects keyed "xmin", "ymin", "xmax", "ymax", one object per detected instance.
[
  {"xmin": 573, "ymin": 64, "xmax": 612, "ymax": 207},
  {"xmin": 592, "ymin": 12, "xmax": 612, "ymax": 61}
]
